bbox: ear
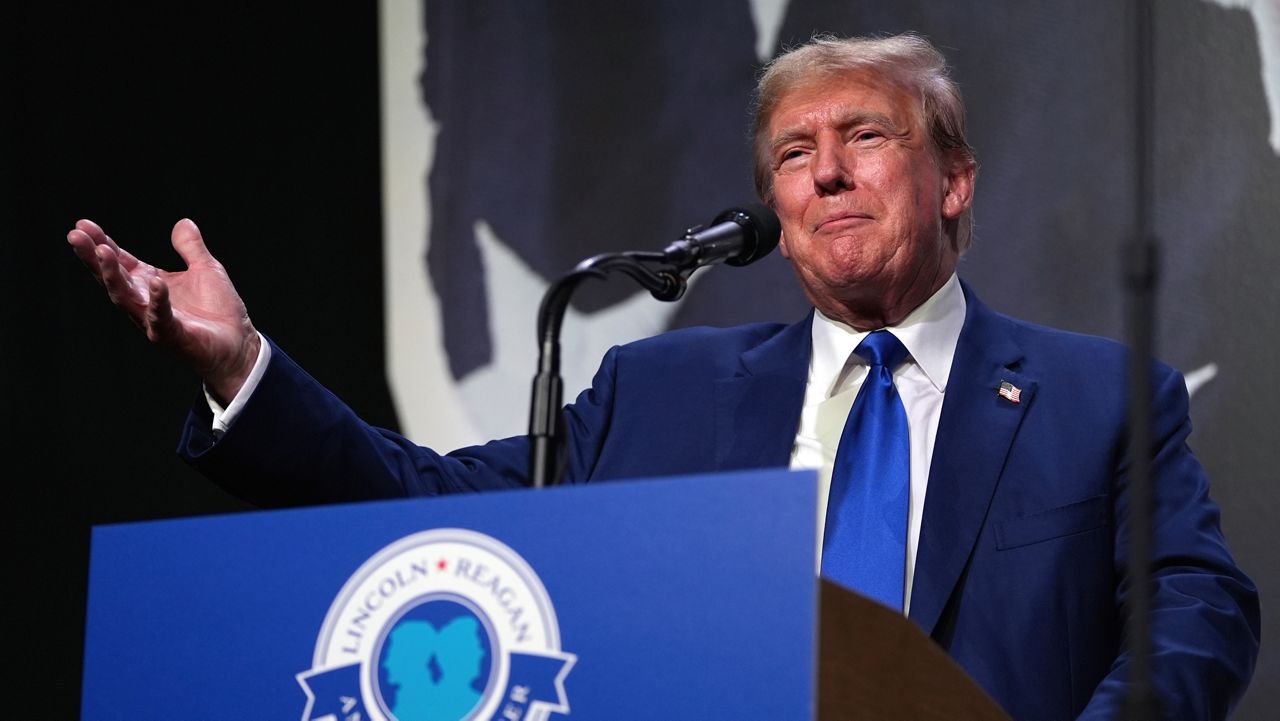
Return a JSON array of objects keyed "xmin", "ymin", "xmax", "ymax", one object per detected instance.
[{"xmin": 941, "ymin": 153, "xmax": 976, "ymax": 221}]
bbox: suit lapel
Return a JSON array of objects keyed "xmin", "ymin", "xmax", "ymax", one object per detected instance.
[
  {"xmin": 713, "ymin": 312, "xmax": 812, "ymax": 471},
  {"xmin": 909, "ymin": 285, "xmax": 1037, "ymax": 636},
  {"xmin": 707, "ymin": 293, "xmax": 1033, "ymax": 637}
]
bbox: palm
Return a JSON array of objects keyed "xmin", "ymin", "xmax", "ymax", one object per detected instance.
[
  {"xmin": 68, "ymin": 218, "xmax": 259, "ymax": 397},
  {"xmin": 156, "ymin": 259, "xmax": 247, "ymax": 371}
]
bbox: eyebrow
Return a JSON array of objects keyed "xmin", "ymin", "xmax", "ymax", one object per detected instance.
[{"xmin": 769, "ymin": 109, "xmax": 902, "ymax": 154}]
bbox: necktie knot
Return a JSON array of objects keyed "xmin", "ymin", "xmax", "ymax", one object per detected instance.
[{"xmin": 855, "ymin": 330, "xmax": 909, "ymax": 369}]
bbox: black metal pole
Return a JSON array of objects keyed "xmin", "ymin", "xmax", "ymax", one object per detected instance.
[
  {"xmin": 527, "ymin": 254, "xmax": 687, "ymax": 488},
  {"xmin": 1124, "ymin": 0, "xmax": 1161, "ymax": 718},
  {"xmin": 525, "ymin": 205, "xmax": 777, "ymax": 487},
  {"xmin": 527, "ymin": 272, "xmax": 581, "ymax": 489}
]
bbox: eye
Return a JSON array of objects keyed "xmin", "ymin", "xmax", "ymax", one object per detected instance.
[
  {"xmin": 853, "ymin": 130, "xmax": 883, "ymax": 142},
  {"xmin": 776, "ymin": 147, "xmax": 809, "ymax": 167}
]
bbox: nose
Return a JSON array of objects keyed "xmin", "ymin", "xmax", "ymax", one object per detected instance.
[{"xmin": 812, "ymin": 135, "xmax": 853, "ymax": 195}]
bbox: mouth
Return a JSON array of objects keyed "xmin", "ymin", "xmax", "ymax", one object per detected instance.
[{"xmin": 815, "ymin": 212, "xmax": 873, "ymax": 232}]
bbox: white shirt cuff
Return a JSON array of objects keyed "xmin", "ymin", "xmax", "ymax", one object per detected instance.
[{"xmin": 204, "ymin": 331, "xmax": 272, "ymax": 438}]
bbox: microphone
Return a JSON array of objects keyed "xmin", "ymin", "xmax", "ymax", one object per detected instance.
[
  {"xmin": 660, "ymin": 203, "xmax": 781, "ymax": 270},
  {"xmin": 530, "ymin": 201, "xmax": 781, "ymax": 487}
]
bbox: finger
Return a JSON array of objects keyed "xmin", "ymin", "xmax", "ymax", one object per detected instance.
[
  {"xmin": 170, "ymin": 218, "xmax": 217, "ymax": 268},
  {"xmin": 114, "ymin": 244, "xmax": 143, "ymax": 270},
  {"xmin": 74, "ymin": 218, "xmax": 119, "ymax": 252},
  {"xmin": 67, "ymin": 228, "xmax": 106, "ymax": 278},
  {"xmin": 74, "ymin": 218, "xmax": 142, "ymax": 271},
  {"xmin": 145, "ymin": 275, "xmax": 180, "ymax": 345},
  {"xmin": 96, "ymin": 244, "xmax": 143, "ymax": 315}
]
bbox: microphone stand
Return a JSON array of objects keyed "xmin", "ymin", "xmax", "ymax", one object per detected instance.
[
  {"xmin": 1124, "ymin": 0, "xmax": 1161, "ymax": 718},
  {"xmin": 527, "ymin": 251, "xmax": 691, "ymax": 489}
]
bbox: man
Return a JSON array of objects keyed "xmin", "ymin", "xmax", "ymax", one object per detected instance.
[{"xmin": 68, "ymin": 33, "xmax": 1257, "ymax": 720}]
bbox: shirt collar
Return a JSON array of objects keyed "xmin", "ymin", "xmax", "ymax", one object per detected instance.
[{"xmin": 809, "ymin": 273, "xmax": 967, "ymax": 395}]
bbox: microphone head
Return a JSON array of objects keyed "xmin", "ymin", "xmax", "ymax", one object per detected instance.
[{"xmin": 714, "ymin": 202, "xmax": 781, "ymax": 266}]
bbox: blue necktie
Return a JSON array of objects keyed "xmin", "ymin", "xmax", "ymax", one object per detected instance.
[{"xmin": 821, "ymin": 330, "xmax": 910, "ymax": 611}]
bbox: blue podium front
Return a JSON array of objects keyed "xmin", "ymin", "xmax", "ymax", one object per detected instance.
[{"xmin": 82, "ymin": 468, "xmax": 819, "ymax": 720}]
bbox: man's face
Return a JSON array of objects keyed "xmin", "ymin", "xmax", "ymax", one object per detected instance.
[{"xmin": 765, "ymin": 70, "xmax": 973, "ymax": 328}]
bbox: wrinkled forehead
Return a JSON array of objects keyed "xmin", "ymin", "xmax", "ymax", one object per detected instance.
[{"xmin": 765, "ymin": 67, "xmax": 926, "ymax": 136}]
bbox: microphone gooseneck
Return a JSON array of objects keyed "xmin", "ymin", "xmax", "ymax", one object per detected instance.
[{"xmin": 528, "ymin": 202, "xmax": 781, "ymax": 489}]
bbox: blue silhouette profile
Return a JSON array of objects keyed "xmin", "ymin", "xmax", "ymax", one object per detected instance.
[{"xmin": 377, "ymin": 599, "xmax": 492, "ymax": 721}]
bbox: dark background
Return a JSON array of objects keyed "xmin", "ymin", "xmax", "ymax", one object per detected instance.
[
  {"xmin": 10, "ymin": 3, "xmax": 391, "ymax": 716},
  {"xmin": 9, "ymin": 2, "xmax": 1275, "ymax": 718}
]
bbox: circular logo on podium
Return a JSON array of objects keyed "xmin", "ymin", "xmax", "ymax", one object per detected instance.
[{"xmin": 297, "ymin": 529, "xmax": 575, "ymax": 721}]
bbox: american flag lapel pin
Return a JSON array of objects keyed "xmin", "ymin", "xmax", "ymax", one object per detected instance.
[{"xmin": 998, "ymin": 380, "xmax": 1022, "ymax": 404}]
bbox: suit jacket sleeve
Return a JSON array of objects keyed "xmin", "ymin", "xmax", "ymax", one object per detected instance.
[
  {"xmin": 176, "ymin": 321, "xmax": 789, "ymax": 506},
  {"xmin": 176, "ymin": 336, "xmax": 624, "ymax": 507},
  {"xmin": 1076, "ymin": 366, "xmax": 1260, "ymax": 720}
]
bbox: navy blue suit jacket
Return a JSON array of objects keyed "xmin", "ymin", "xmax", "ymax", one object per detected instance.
[{"xmin": 181, "ymin": 282, "xmax": 1259, "ymax": 720}]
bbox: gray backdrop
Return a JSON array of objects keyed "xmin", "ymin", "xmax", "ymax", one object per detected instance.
[{"xmin": 417, "ymin": 1, "xmax": 1277, "ymax": 717}]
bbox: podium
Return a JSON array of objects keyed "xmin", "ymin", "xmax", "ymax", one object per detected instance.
[{"xmin": 82, "ymin": 468, "xmax": 1008, "ymax": 720}]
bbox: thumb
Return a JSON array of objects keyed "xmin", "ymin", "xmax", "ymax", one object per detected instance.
[{"xmin": 170, "ymin": 218, "xmax": 217, "ymax": 268}]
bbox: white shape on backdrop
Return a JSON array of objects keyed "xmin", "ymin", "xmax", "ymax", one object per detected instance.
[
  {"xmin": 379, "ymin": 1, "xmax": 702, "ymax": 448},
  {"xmin": 1184, "ymin": 362, "xmax": 1220, "ymax": 398},
  {"xmin": 458, "ymin": 220, "xmax": 697, "ymax": 441},
  {"xmin": 381, "ymin": 0, "xmax": 1258, "ymax": 450},
  {"xmin": 381, "ymin": 0, "xmax": 481, "ymax": 449},
  {"xmin": 749, "ymin": 0, "xmax": 789, "ymax": 61},
  {"xmin": 1205, "ymin": 0, "xmax": 1280, "ymax": 155}
]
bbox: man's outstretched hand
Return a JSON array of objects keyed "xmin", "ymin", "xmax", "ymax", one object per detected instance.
[{"xmin": 67, "ymin": 218, "xmax": 262, "ymax": 404}]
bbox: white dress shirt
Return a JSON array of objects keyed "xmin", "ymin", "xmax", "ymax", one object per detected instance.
[
  {"xmin": 789, "ymin": 273, "xmax": 966, "ymax": 613},
  {"xmin": 205, "ymin": 331, "xmax": 273, "ymax": 438}
]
